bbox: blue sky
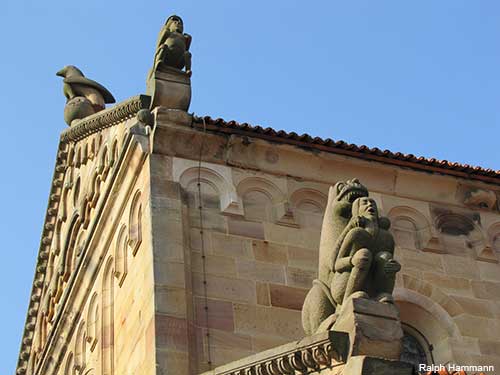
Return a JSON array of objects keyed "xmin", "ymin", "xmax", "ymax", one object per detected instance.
[{"xmin": 1, "ymin": 1, "xmax": 499, "ymax": 373}]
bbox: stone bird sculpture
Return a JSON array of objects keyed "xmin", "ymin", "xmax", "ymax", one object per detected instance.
[{"xmin": 56, "ymin": 65, "xmax": 115, "ymax": 125}]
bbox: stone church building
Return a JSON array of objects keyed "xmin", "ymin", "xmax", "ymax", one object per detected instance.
[{"xmin": 15, "ymin": 15, "xmax": 500, "ymax": 375}]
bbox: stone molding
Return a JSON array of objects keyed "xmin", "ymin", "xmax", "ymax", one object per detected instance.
[
  {"xmin": 192, "ymin": 116, "xmax": 500, "ymax": 185},
  {"xmin": 202, "ymin": 331, "xmax": 348, "ymax": 375},
  {"xmin": 60, "ymin": 95, "xmax": 151, "ymax": 143}
]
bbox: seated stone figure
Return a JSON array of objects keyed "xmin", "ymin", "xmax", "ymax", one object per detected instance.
[
  {"xmin": 302, "ymin": 180, "xmax": 401, "ymax": 336},
  {"xmin": 153, "ymin": 15, "xmax": 192, "ymax": 76},
  {"xmin": 301, "ymin": 179, "xmax": 369, "ymax": 336},
  {"xmin": 330, "ymin": 197, "xmax": 401, "ymax": 308}
]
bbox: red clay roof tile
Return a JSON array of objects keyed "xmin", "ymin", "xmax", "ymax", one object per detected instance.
[{"xmin": 194, "ymin": 115, "xmax": 500, "ymax": 184}]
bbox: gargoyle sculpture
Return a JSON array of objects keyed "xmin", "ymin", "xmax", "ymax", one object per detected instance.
[
  {"xmin": 152, "ymin": 14, "xmax": 192, "ymax": 76},
  {"xmin": 302, "ymin": 179, "xmax": 401, "ymax": 335}
]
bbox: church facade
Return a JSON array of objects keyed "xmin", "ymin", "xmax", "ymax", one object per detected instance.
[{"xmin": 15, "ymin": 16, "xmax": 500, "ymax": 375}]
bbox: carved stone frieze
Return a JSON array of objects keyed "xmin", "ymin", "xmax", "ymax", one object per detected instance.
[{"xmin": 204, "ymin": 331, "xmax": 348, "ymax": 375}]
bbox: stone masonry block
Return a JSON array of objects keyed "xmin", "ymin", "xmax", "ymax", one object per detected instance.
[
  {"xmin": 211, "ymin": 233, "xmax": 253, "ymax": 259},
  {"xmin": 236, "ymin": 260, "xmax": 286, "ymax": 284},
  {"xmin": 269, "ymin": 284, "xmax": 308, "ymax": 311},
  {"xmin": 287, "ymin": 246, "xmax": 318, "ymax": 270},
  {"xmin": 252, "ymin": 240, "xmax": 288, "ymax": 264},
  {"xmin": 342, "ymin": 355, "xmax": 413, "ymax": 375},
  {"xmin": 191, "ymin": 252, "xmax": 237, "ymax": 277},
  {"xmin": 443, "ymin": 255, "xmax": 480, "ymax": 280},
  {"xmin": 192, "ymin": 273, "xmax": 256, "ymax": 304},
  {"xmin": 332, "ymin": 298, "xmax": 403, "ymax": 361},
  {"xmin": 472, "ymin": 280, "xmax": 500, "ymax": 300},
  {"xmin": 227, "ymin": 218, "xmax": 265, "ymax": 240},
  {"xmin": 256, "ymin": 282, "xmax": 270, "ymax": 306},
  {"xmin": 194, "ymin": 297, "xmax": 235, "ymax": 331},
  {"xmin": 286, "ymin": 267, "xmax": 317, "ymax": 288},
  {"xmin": 155, "ymin": 314, "xmax": 189, "ymax": 351},
  {"xmin": 233, "ymin": 303, "xmax": 303, "ymax": 340}
]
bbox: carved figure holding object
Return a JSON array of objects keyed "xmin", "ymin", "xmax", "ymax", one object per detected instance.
[
  {"xmin": 330, "ymin": 197, "xmax": 400, "ymax": 308},
  {"xmin": 301, "ymin": 180, "xmax": 400, "ymax": 336},
  {"xmin": 302, "ymin": 179, "xmax": 368, "ymax": 335},
  {"xmin": 153, "ymin": 15, "xmax": 192, "ymax": 76}
]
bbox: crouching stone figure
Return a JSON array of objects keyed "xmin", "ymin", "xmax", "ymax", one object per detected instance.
[{"xmin": 302, "ymin": 180, "xmax": 401, "ymax": 335}]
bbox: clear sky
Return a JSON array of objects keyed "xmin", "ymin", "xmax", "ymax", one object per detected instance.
[{"xmin": 1, "ymin": 0, "xmax": 499, "ymax": 373}]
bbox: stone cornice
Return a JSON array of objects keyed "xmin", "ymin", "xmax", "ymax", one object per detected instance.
[
  {"xmin": 191, "ymin": 116, "xmax": 500, "ymax": 185},
  {"xmin": 203, "ymin": 331, "xmax": 348, "ymax": 375},
  {"xmin": 60, "ymin": 95, "xmax": 151, "ymax": 143},
  {"xmin": 15, "ymin": 95, "xmax": 151, "ymax": 375}
]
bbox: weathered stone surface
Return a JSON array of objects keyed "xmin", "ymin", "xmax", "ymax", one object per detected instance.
[
  {"xmin": 479, "ymin": 339, "xmax": 500, "ymax": 356},
  {"xmin": 256, "ymin": 282, "xmax": 270, "ymax": 306},
  {"xmin": 191, "ymin": 252, "xmax": 237, "ymax": 277},
  {"xmin": 211, "ymin": 233, "xmax": 253, "ymax": 258},
  {"xmin": 422, "ymin": 271, "xmax": 472, "ymax": 296},
  {"xmin": 200, "ymin": 331, "xmax": 349, "ymax": 375},
  {"xmin": 452, "ymin": 295, "xmax": 496, "ymax": 318},
  {"xmin": 233, "ymin": 304, "xmax": 303, "ymax": 339},
  {"xmin": 286, "ymin": 267, "xmax": 317, "ymax": 288},
  {"xmin": 264, "ymin": 223, "xmax": 320, "ymax": 249},
  {"xmin": 57, "ymin": 65, "xmax": 115, "ymax": 125},
  {"xmin": 157, "ymin": 349, "xmax": 189, "ymax": 375},
  {"xmin": 156, "ymin": 314, "xmax": 189, "ymax": 351},
  {"xmin": 155, "ymin": 286, "xmax": 187, "ymax": 317},
  {"xmin": 332, "ymin": 298, "xmax": 403, "ymax": 360},
  {"xmin": 154, "ymin": 261, "xmax": 186, "ymax": 288},
  {"xmin": 342, "ymin": 355, "xmax": 413, "ymax": 375},
  {"xmin": 302, "ymin": 180, "xmax": 401, "ymax": 336},
  {"xmin": 252, "ymin": 240, "xmax": 288, "ymax": 264},
  {"xmin": 194, "ymin": 297, "xmax": 235, "ymax": 331},
  {"xmin": 192, "ymin": 273, "xmax": 257, "ymax": 304},
  {"xmin": 227, "ymin": 219, "xmax": 265, "ymax": 240},
  {"xmin": 23, "ymin": 67, "xmax": 500, "ymax": 375},
  {"xmin": 269, "ymin": 284, "xmax": 308, "ymax": 310},
  {"xmin": 251, "ymin": 335, "xmax": 287, "ymax": 352},
  {"xmin": 478, "ymin": 261, "xmax": 500, "ymax": 282},
  {"xmin": 237, "ymin": 259, "xmax": 286, "ymax": 284},
  {"xmin": 147, "ymin": 15, "xmax": 192, "ymax": 110},
  {"xmin": 443, "ymin": 255, "xmax": 481, "ymax": 280},
  {"xmin": 151, "ymin": 15, "xmax": 192, "ymax": 75},
  {"xmin": 472, "ymin": 280, "xmax": 500, "ymax": 300},
  {"xmin": 190, "ymin": 228, "xmax": 212, "ymax": 253},
  {"xmin": 288, "ymin": 245, "xmax": 318, "ymax": 270},
  {"xmin": 147, "ymin": 67, "xmax": 191, "ymax": 111},
  {"xmin": 400, "ymin": 249, "xmax": 444, "ymax": 273},
  {"xmin": 454, "ymin": 314, "xmax": 500, "ymax": 340}
]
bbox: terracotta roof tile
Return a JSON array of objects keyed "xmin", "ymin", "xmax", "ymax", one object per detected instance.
[{"xmin": 194, "ymin": 116, "xmax": 500, "ymax": 184}]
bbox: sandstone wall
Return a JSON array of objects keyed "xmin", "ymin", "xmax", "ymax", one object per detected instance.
[
  {"xmin": 151, "ymin": 111, "xmax": 500, "ymax": 375},
  {"xmin": 26, "ymin": 118, "xmax": 156, "ymax": 375}
]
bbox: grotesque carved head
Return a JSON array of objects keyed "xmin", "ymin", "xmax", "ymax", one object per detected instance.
[
  {"xmin": 352, "ymin": 197, "xmax": 379, "ymax": 220},
  {"xmin": 166, "ymin": 15, "xmax": 184, "ymax": 33},
  {"xmin": 334, "ymin": 178, "xmax": 369, "ymax": 204}
]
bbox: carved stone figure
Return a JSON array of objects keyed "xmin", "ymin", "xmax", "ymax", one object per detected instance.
[
  {"xmin": 302, "ymin": 179, "xmax": 368, "ymax": 335},
  {"xmin": 302, "ymin": 179, "xmax": 400, "ymax": 336},
  {"xmin": 153, "ymin": 15, "xmax": 192, "ymax": 76},
  {"xmin": 56, "ymin": 65, "xmax": 115, "ymax": 125},
  {"xmin": 146, "ymin": 15, "xmax": 192, "ymax": 111},
  {"xmin": 330, "ymin": 197, "xmax": 400, "ymax": 306}
]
